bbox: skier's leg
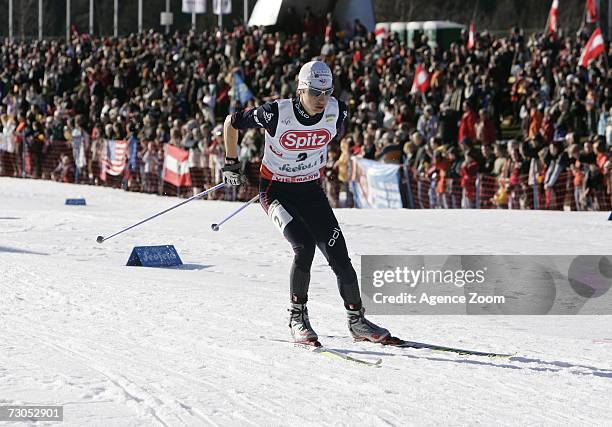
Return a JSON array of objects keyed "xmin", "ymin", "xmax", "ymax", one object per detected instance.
[
  {"xmin": 260, "ymin": 181, "xmax": 319, "ymax": 343},
  {"xmin": 300, "ymin": 185, "xmax": 391, "ymax": 343},
  {"xmin": 298, "ymin": 186, "xmax": 361, "ymax": 309},
  {"xmin": 260, "ymin": 183, "xmax": 316, "ymax": 302},
  {"xmin": 284, "ymin": 218, "xmax": 316, "ymax": 303}
]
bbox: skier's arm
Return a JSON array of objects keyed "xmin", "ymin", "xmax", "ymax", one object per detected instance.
[
  {"xmin": 223, "ymin": 115, "xmax": 239, "ymax": 159},
  {"xmin": 335, "ymin": 100, "xmax": 349, "ymax": 141},
  {"xmin": 230, "ymin": 102, "xmax": 279, "ymax": 135}
]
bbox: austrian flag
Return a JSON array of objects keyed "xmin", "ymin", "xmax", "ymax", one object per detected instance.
[
  {"xmin": 580, "ymin": 28, "xmax": 605, "ymax": 67},
  {"xmin": 163, "ymin": 144, "xmax": 192, "ymax": 187},
  {"xmin": 468, "ymin": 21, "xmax": 475, "ymax": 50},
  {"xmin": 547, "ymin": 0, "xmax": 559, "ymax": 36},
  {"xmin": 411, "ymin": 64, "xmax": 430, "ymax": 94},
  {"xmin": 586, "ymin": 0, "xmax": 598, "ymax": 23}
]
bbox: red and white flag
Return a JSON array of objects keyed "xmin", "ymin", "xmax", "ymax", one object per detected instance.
[
  {"xmin": 163, "ymin": 144, "xmax": 192, "ymax": 187},
  {"xmin": 547, "ymin": 0, "xmax": 559, "ymax": 36},
  {"xmin": 579, "ymin": 27, "xmax": 605, "ymax": 67},
  {"xmin": 100, "ymin": 139, "xmax": 127, "ymax": 181},
  {"xmin": 374, "ymin": 27, "xmax": 387, "ymax": 44},
  {"xmin": 467, "ymin": 21, "xmax": 475, "ymax": 49},
  {"xmin": 411, "ymin": 64, "xmax": 430, "ymax": 94},
  {"xmin": 586, "ymin": 0, "xmax": 598, "ymax": 23}
]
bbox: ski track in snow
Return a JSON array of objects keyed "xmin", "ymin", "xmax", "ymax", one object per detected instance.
[{"xmin": 1, "ymin": 177, "xmax": 612, "ymax": 426}]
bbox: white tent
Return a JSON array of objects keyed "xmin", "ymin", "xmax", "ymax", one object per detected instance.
[{"xmin": 248, "ymin": 0, "xmax": 375, "ymax": 32}]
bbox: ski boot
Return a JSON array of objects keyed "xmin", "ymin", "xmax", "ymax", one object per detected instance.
[
  {"xmin": 347, "ymin": 307, "xmax": 390, "ymax": 343},
  {"xmin": 289, "ymin": 303, "xmax": 319, "ymax": 345}
]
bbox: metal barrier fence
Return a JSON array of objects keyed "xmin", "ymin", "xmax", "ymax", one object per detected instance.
[
  {"xmin": 1, "ymin": 137, "xmax": 610, "ymax": 211},
  {"xmin": 403, "ymin": 166, "xmax": 611, "ymax": 211}
]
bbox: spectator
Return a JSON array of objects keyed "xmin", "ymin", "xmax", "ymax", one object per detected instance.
[
  {"xmin": 544, "ymin": 142, "xmax": 570, "ymax": 210},
  {"xmin": 417, "ymin": 105, "xmax": 439, "ymax": 141},
  {"xmin": 583, "ymin": 163, "xmax": 604, "ymax": 210},
  {"xmin": 458, "ymin": 101, "xmax": 477, "ymax": 143},
  {"xmin": 52, "ymin": 154, "xmax": 74, "ymax": 183},
  {"xmin": 438, "ymin": 103, "xmax": 458, "ymax": 146},
  {"xmin": 0, "ymin": 20, "xmax": 608, "ymax": 211},
  {"xmin": 460, "ymin": 149, "xmax": 479, "ymax": 208},
  {"xmin": 142, "ymin": 142, "xmax": 159, "ymax": 194},
  {"xmin": 475, "ymin": 108, "xmax": 496, "ymax": 146}
]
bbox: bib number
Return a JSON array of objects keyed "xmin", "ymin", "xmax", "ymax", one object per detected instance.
[{"xmin": 268, "ymin": 200, "xmax": 293, "ymax": 233}]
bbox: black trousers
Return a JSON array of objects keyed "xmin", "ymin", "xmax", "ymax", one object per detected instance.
[{"xmin": 259, "ymin": 178, "xmax": 361, "ymax": 309}]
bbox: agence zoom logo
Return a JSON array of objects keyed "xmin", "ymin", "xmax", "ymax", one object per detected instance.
[{"xmin": 279, "ymin": 129, "xmax": 331, "ymax": 150}]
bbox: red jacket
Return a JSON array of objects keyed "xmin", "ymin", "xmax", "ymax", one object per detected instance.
[
  {"xmin": 460, "ymin": 160, "xmax": 479, "ymax": 200},
  {"xmin": 458, "ymin": 110, "xmax": 477, "ymax": 143}
]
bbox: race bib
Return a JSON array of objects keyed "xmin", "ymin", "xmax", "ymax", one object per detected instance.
[{"xmin": 268, "ymin": 200, "xmax": 293, "ymax": 233}]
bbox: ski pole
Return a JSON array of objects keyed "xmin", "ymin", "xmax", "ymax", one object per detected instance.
[
  {"xmin": 211, "ymin": 194, "xmax": 260, "ymax": 231},
  {"xmin": 96, "ymin": 182, "xmax": 225, "ymax": 244}
]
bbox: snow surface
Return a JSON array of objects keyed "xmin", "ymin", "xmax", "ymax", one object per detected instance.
[{"xmin": 1, "ymin": 177, "xmax": 612, "ymax": 426}]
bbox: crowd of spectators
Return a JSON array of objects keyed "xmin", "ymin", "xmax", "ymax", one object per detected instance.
[{"xmin": 0, "ymin": 8, "xmax": 610, "ymax": 210}]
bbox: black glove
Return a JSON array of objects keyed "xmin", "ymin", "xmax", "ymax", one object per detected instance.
[{"xmin": 222, "ymin": 158, "xmax": 246, "ymax": 186}]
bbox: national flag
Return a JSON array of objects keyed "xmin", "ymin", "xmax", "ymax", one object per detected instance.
[
  {"xmin": 163, "ymin": 144, "xmax": 192, "ymax": 187},
  {"xmin": 100, "ymin": 139, "xmax": 127, "ymax": 181},
  {"xmin": 411, "ymin": 64, "xmax": 430, "ymax": 94},
  {"xmin": 182, "ymin": 0, "xmax": 206, "ymax": 14},
  {"xmin": 234, "ymin": 72, "xmax": 254, "ymax": 106},
  {"xmin": 579, "ymin": 27, "xmax": 605, "ymax": 67},
  {"xmin": 213, "ymin": 0, "xmax": 232, "ymax": 15},
  {"xmin": 375, "ymin": 26, "xmax": 387, "ymax": 44},
  {"xmin": 467, "ymin": 21, "xmax": 475, "ymax": 49},
  {"xmin": 547, "ymin": 0, "xmax": 559, "ymax": 37},
  {"xmin": 586, "ymin": 0, "xmax": 598, "ymax": 23}
]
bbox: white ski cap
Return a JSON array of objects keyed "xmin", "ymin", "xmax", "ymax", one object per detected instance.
[{"xmin": 297, "ymin": 60, "xmax": 333, "ymax": 90}]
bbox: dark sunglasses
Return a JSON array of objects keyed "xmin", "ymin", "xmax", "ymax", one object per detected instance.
[{"xmin": 307, "ymin": 86, "xmax": 334, "ymax": 97}]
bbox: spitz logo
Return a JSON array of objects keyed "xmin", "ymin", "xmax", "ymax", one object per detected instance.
[{"xmin": 279, "ymin": 129, "xmax": 331, "ymax": 150}]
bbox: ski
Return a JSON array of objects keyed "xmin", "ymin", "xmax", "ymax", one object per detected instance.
[
  {"xmin": 379, "ymin": 336, "xmax": 511, "ymax": 358},
  {"xmin": 310, "ymin": 345, "xmax": 382, "ymax": 366},
  {"xmin": 265, "ymin": 337, "xmax": 383, "ymax": 366}
]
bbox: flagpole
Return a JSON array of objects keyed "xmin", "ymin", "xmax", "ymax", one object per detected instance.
[
  {"xmin": 114, "ymin": 0, "xmax": 118, "ymax": 37},
  {"xmin": 8, "ymin": 0, "xmax": 13, "ymax": 43},
  {"xmin": 66, "ymin": 0, "xmax": 71, "ymax": 41},
  {"xmin": 165, "ymin": 0, "xmax": 170, "ymax": 34},
  {"xmin": 138, "ymin": 0, "xmax": 143, "ymax": 33},
  {"xmin": 89, "ymin": 0, "xmax": 94, "ymax": 34},
  {"xmin": 38, "ymin": 0, "xmax": 43, "ymax": 40},
  {"xmin": 608, "ymin": 0, "xmax": 612, "ymax": 38}
]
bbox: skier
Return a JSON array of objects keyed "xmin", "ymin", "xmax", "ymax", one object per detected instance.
[{"xmin": 221, "ymin": 61, "xmax": 391, "ymax": 345}]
